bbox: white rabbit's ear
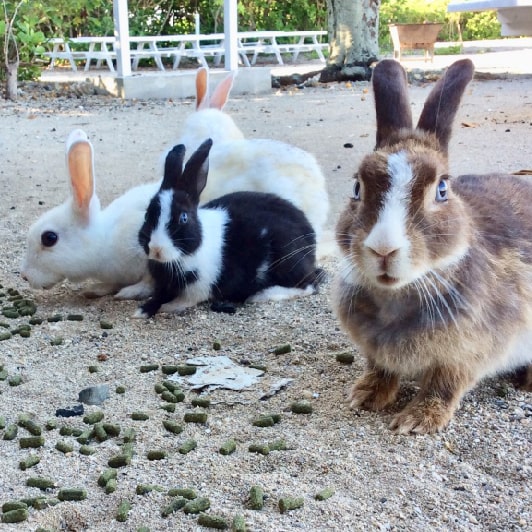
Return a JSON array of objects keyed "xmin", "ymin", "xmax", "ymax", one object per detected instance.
[
  {"xmin": 195, "ymin": 66, "xmax": 209, "ymax": 110},
  {"xmin": 65, "ymin": 130, "xmax": 95, "ymax": 221},
  {"xmin": 208, "ymin": 71, "xmax": 235, "ymax": 110}
]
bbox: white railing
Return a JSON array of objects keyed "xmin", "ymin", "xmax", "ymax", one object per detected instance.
[{"xmin": 42, "ymin": 31, "xmax": 328, "ymax": 72}]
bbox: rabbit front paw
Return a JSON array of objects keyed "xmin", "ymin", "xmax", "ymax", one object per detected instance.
[
  {"xmin": 389, "ymin": 398, "xmax": 454, "ymax": 435},
  {"xmin": 348, "ymin": 368, "xmax": 400, "ymax": 411}
]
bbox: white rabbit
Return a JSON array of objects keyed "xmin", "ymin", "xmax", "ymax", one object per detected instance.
[{"xmin": 21, "ymin": 68, "xmax": 330, "ymax": 298}]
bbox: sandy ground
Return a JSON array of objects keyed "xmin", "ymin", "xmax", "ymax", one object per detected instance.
[{"xmin": 0, "ymin": 60, "xmax": 531, "ymax": 531}]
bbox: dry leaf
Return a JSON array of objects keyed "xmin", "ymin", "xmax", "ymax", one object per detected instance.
[
  {"xmin": 461, "ymin": 121, "xmax": 478, "ymax": 128},
  {"xmin": 512, "ymin": 169, "xmax": 532, "ymax": 175}
]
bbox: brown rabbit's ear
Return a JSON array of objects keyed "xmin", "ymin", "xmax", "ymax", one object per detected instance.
[
  {"xmin": 195, "ymin": 67, "xmax": 209, "ymax": 110},
  {"xmin": 67, "ymin": 138, "xmax": 95, "ymax": 221},
  {"xmin": 416, "ymin": 59, "xmax": 474, "ymax": 154},
  {"xmin": 372, "ymin": 59, "xmax": 413, "ymax": 149}
]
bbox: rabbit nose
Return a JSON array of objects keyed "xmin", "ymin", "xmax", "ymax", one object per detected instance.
[
  {"xmin": 149, "ymin": 246, "xmax": 163, "ymax": 261},
  {"xmin": 368, "ymin": 247, "xmax": 398, "ymax": 269}
]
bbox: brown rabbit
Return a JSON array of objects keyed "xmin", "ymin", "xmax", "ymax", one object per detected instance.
[{"xmin": 332, "ymin": 58, "xmax": 532, "ymax": 434}]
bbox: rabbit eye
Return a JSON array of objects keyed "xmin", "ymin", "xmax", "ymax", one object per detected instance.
[
  {"xmin": 352, "ymin": 178, "xmax": 361, "ymax": 201},
  {"xmin": 436, "ymin": 179, "xmax": 449, "ymax": 202},
  {"xmin": 41, "ymin": 231, "xmax": 58, "ymax": 247},
  {"xmin": 179, "ymin": 212, "xmax": 188, "ymax": 224}
]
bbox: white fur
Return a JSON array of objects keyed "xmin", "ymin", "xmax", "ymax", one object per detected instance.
[{"xmin": 248, "ymin": 284, "xmax": 315, "ymax": 303}]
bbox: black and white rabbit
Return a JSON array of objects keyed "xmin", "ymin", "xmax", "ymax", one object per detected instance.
[{"xmin": 135, "ymin": 139, "xmax": 323, "ymax": 318}]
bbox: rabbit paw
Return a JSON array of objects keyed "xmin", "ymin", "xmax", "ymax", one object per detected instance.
[
  {"xmin": 348, "ymin": 369, "xmax": 399, "ymax": 411},
  {"xmin": 115, "ymin": 280, "xmax": 153, "ymax": 300},
  {"xmin": 389, "ymin": 398, "xmax": 453, "ymax": 435}
]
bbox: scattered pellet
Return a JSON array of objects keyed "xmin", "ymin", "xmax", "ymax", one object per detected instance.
[
  {"xmin": 139, "ymin": 364, "xmax": 159, "ymax": 373},
  {"xmin": 2, "ymin": 501, "xmax": 27, "ymax": 513},
  {"xmin": 99, "ymin": 320, "xmax": 113, "ymax": 329},
  {"xmin": 26, "ymin": 477, "xmax": 56, "ymax": 490},
  {"xmin": 161, "ymin": 497, "xmax": 186, "ymax": 517},
  {"xmin": 3, "ymin": 424, "xmax": 17, "ymax": 440},
  {"xmin": 268, "ymin": 438, "xmax": 288, "ymax": 451},
  {"xmin": 272, "ymin": 343, "xmax": 292, "ymax": 355},
  {"xmin": 55, "ymin": 440, "xmax": 74, "ymax": 454},
  {"xmin": 335, "ymin": 352, "xmax": 355, "ymax": 364},
  {"xmin": 184, "ymin": 411, "xmax": 208, "ymax": 424},
  {"xmin": 50, "ymin": 337, "xmax": 63, "ymax": 346},
  {"xmin": 183, "ymin": 497, "xmax": 210, "ymax": 514},
  {"xmin": 136, "ymin": 484, "xmax": 164, "ymax": 495},
  {"xmin": 248, "ymin": 444, "xmax": 269, "ymax": 456},
  {"xmin": 161, "ymin": 403, "xmax": 176, "ymax": 413},
  {"xmin": 154, "ymin": 382, "xmax": 166, "ymax": 394},
  {"xmin": 8, "ymin": 374, "xmax": 22, "ymax": 386},
  {"xmin": 18, "ymin": 415, "xmax": 42, "ymax": 436},
  {"xmin": 88, "ymin": 365, "xmax": 99, "ymax": 373},
  {"xmin": 58, "ymin": 488, "xmax": 87, "ymax": 501},
  {"xmin": 19, "ymin": 454, "xmax": 40, "ymax": 471},
  {"xmin": 108, "ymin": 454, "xmax": 131, "ymax": 468},
  {"xmin": 161, "ymin": 364, "xmax": 178, "ymax": 375},
  {"xmin": 102, "ymin": 423, "xmax": 121, "ymax": 438},
  {"xmin": 167, "ymin": 487, "xmax": 197, "ymax": 499},
  {"xmin": 162, "ymin": 420, "xmax": 183, "ymax": 435},
  {"xmin": 232, "ymin": 514, "xmax": 247, "ymax": 532},
  {"xmin": 178, "ymin": 439, "xmax": 197, "ymax": 454},
  {"xmin": 47, "ymin": 314, "xmax": 63, "ymax": 323},
  {"xmin": 92, "ymin": 422, "xmax": 108, "ymax": 442},
  {"xmin": 115, "ymin": 499, "xmax": 131, "ymax": 522},
  {"xmin": 115, "ymin": 385, "xmax": 126, "ymax": 394},
  {"xmin": 191, "ymin": 397, "xmax": 211, "ymax": 408},
  {"xmin": 1, "ymin": 508, "xmax": 29, "ymax": 524},
  {"xmin": 79, "ymin": 445, "xmax": 96, "ymax": 456},
  {"xmin": 104, "ymin": 478, "xmax": 117, "ymax": 494},
  {"xmin": 67, "ymin": 314, "xmax": 84, "ymax": 321},
  {"xmin": 122, "ymin": 427, "xmax": 136, "ymax": 443},
  {"xmin": 315, "ymin": 487, "xmax": 335, "ymax": 501},
  {"xmin": 212, "ymin": 340, "xmax": 222, "ymax": 350},
  {"xmin": 161, "ymin": 390, "xmax": 179, "ymax": 403},
  {"xmin": 279, "ymin": 496, "xmax": 304, "ymax": 513},
  {"xmin": 162, "ymin": 380, "xmax": 180, "ymax": 392},
  {"xmin": 248, "ymin": 485, "xmax": 265, "ymax": 510},
  {"xmin": 19, "ymin": 436, "xmax": 45, "ymax": 449},
  {"xmin": 197, "ymin": 512, "xmax": 229, "ymax": 530},
  {"xmin": 83, "ymin": 411, "xmax": 104, "ymax": 425},
  {"xmin": 252, "ymin": 415, "xmax": 275, "ymax": 427},
  {"xmin": 219, "ymin": 439, "xmax": 237, "ymax": 456},
  {"xmin": 98, "ymin": 468, "xmax": 117, "ymax": 487},
  {"xmin": 176, "ymin": 364, "xmax": 197, "ymax": 376},
  {"xmin": 147, "ymin": 449, "xmax": 167, "ymax": 461},
  {"xmin": 290, "ymin": 400, "xmax": 313, "ymax": 414}
]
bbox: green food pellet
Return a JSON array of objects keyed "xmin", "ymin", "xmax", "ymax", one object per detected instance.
[
  {"xmin": 249, "ymin": 364, "xmax": 267, "ymax": 372},
  {"xmin": 115, "ymin": 385, "xmax": 126, "ymax": 394},
  {"xmin": 197, "ymin": 513, "xmax": 229, "ymax": 530},
  {"xmin": 273, "ymin": 343, "xmax": 292, "ymax": 355},
  {"xmin": 176, "ymin": 365, "xmax": 197, "ymax": 376},
  {"xmin": 47, "ymin": 314, "xmax": 63, "ymax": 322},
  {"xmin": 123, "ymin": 442, "xmax": 134, "ymax": 457},
  {"xmin": 191, "ymin": 397, "xmax": 211, "ymax": 408},
  {"xmin": 123, "ymin": 427, "xmax": 136, "ymax": 443},
  {"xmin": 83, "ymin": 411, "xmax": 104, "ymax": 425},
  {"xmin": 212, "ymin": 340, "xmax": 222, "ymax": 350},
  {"xmin": 77, "ymin": 429, "xmax": 93, "ymax": 444},
  {"xmin": 183, "ymin": 497, "xmax": 210, "ymax": 514},
  {"xmin": 131, "ymin": 411, "xmax": 149, "ymax": 421},
  {"xmin": 88, "ymin": 365, "xmax": 99, "ymax": 373},
  {"xmin": 268, "ymin": 438, "xmax": 288, "ymax": 451},
  {"xmin": 58, "ymin": 488, "xmax": 87, "ymax": 501},
  {"xmin": 291, "ymin": 400, "xmax": 313, "ymax": 414},
  {"xmin": 219, "ymin": 439, "xmax": 237, "ymax": 456},
  {"xmin": 139, "ymin": 364, "xmax": 159, "ymax": 373},
  {"xmin": 2, "ymin": 501, "xmax": 28, "ymax": 512},
  {"xmin": 93, "ymin": 422, "xmax": 108, "ymax": 441},
  {"xmin": 50, "ymin": 337, "xmax": 63, "ymax": 346},
  {"xmin": 108, "ymin": 453, "xmax": 131, "ymax": 468},
  {"xmin": 232, "ymin": 514, "xmax": 247, "ymax": 532},
  {"xmin": 59, "ymin": 425, "xmax": 74, "ymax": 436},
  {"xmin": 248, "ymin": 485, "xmax": 264, "ymax": 510},
  {"xmin": 99, "ymin": 320, "xmax": 113, "ymax": 330},
  {"xmin": 98, "ymin": 468, "xmax": 117, "ymax": 487},
  {"xmin": 55, "ymin": 440, "xmax": 74, "ymax": 453},
  {"xmin": 252, "ymin": 415, "xmax": 275, "ymax": 427},
  {"xmin": 1, "ymin": 508, "xmax": 29, "ymax": 523},
  {"xmin": 279, "ymin": 496, "xmax": 304, "ymax": 513},
  {"xmin": 102, "ymin": 423, "xmax": 121, "ymax": 437},
  {"xmin": 33, "ymin": 497, "xmax": 55, "ymax": 510},
  {"xmin": 178, "ymin": 439, "xmax": 197, "ymax": 454},
  {"xmin": 19, "ymin": 454, "xmax": 40, "ymax": 471},
  {"xmin": 8, "ymin": 374, "xmax": 22, "ymax": 386},
  {"xmin": 0, "ymin": 369, "xmax": 7, "ymax": 379},
  {"xmin": 67, "ymin": 314, "xmax": 84, "ymax": 321},
  {"xmin": 154, "ymin": 382, "xmax": 166, "ymax": 394},
  {"xmin": 184, "ymin": 411, "xmax": 208, "ymax": 424},
  {"xmin": 18, "ymin": 415, "xmax": 42, "ymax": 436},
  {"xmin": 162, "ymin": 380, "xmax": 181, "ymax": 392},
  {"xmin": 26, "ymin": 477, "xmax": 56, "ymax": 490},
  {"xmin": 79, "ymin": 445, "xmax": 96, "ymax": 455},
  {"xmin": 2, "ymin": 310, "xmax": 19, "ymax": 319},
  {"xmin": 18, "ymin": 329, "xmax": 31, "ymax": 338},
  {"xmin": 161, "ymin": 391, "xmax": 178, "ymax": 403},
  {"xmin": 167, "ymin": 487, "xmax": 197, "ymax": 499},
  {"xmin": 19, "ymin": 436, "xmax": 45, "ymax": 449},
  {"xmin": 136, "ymin": 484, "xmax": 164, "ymax": 495},
  {"xmin": 29, "ymin": 317, "xmax": 43, "ymax": 325},
  {"xmin": 147, "ymin": 449, "xmax": 167, "ymax": 461},
  {"xmin": 116, "ymin": 500, "xmax": 132, "ymax": 522},
  {"xmin": 161, "ymin": 403, "xmax": 176, "ymax": 413},
  {"xmin": 71, "ymin": 427, "xmax": 84, "ymax": 437},
  {"xmin": 0, "ymin": 321, "xmax": 9, "ymax": 328},
  {"xmin": 315, "ymin": 487, "xmax": 335, "ymax": 501},
  {"xmin": 248, "ymin": 443, "xmax": 269, "ymax": 456},
  {"xmin": 335, "ymin": 352, "xmax": 355, "ymax": 364},
  {"xmin": 0, "ymin": 416, "xmax": 4, "ymax": 429},
  {"xmin": 161, "ymin": 364, "xmax": 178, "ymax": 375},
  {"xmin": 173, "ymin": 390, "xmax": 186, "ymax": 402},
  {"xmin": 161, "ymin": 497, "xmax": 186, "ymax": 517},
  {"xmin": 105, "ymin": 478, "xmax": 117, "ymax": 494},
  {"xmin": 162, "ymin": 419, "xmax": 183, "ymax": 435},
  {"xmin": 137, "ymin": 527, "xmax": 150, "ymax": 532},
  {"xmin": 3, "ymin": 424, "xmax": 18, "ymax": 440}
]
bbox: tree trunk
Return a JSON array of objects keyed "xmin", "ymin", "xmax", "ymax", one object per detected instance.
[
  {"xmin": 321, "ymin": 0, "xmax": 381, "ymax": 83},
  {"xmin": 5, "ymin": 60, "xmax": 18, "ymax": 101}
]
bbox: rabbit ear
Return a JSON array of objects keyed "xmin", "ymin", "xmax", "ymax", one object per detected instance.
[
  {"xmin": 208, "ymin": 71, "xmax": 235, "ymax": 110},
  {"xmin": 372, "ymin": 59, "xmax": 413, "ymax": 149},
  {"xmin": 181, "ymin": 138, "xmax": 213, "ymax": 202},
  {"xmin": 66, "ymin": 129, "xmax": 95, "ymax": 221},
  {"xmin": 161, "ymin": 144, "xmax": 186, "ymax": 191},
  {"xmin": 416, "ymin": 59, "xmax": 474, "ymax": 154},
  {"xmin": 195, "ymin": 66, "xmax": 209, "ymax": 110}
]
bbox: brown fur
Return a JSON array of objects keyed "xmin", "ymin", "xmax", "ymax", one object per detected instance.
[{"xmin": 333, "ymin": 59, "xmax": 532, "ymax": 434}]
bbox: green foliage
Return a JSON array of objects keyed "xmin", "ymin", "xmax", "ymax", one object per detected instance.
[{"xmin": 459, "ymin": 11, "xmax": 501, "ymax": 41}]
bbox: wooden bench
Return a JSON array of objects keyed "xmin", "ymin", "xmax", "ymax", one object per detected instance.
[{"xmin": 388, "ymin": 23, "xmax": 443, "ymax": 62}]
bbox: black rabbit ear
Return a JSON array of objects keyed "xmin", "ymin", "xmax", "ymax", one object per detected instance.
[
  {"xmin": 416, "ymin": 59, "xmax": 474, "ymax": 154},
  {"xmin": 161, "ymin": 144, "xmax": 186, "ymax": 191},
  {"xmin": 181, "ymin": 138, "xmax": 213, "ymax": 202},
  {"xmin": 372, "ymin": 59, "xmax": 413, "ymax": 149}
]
